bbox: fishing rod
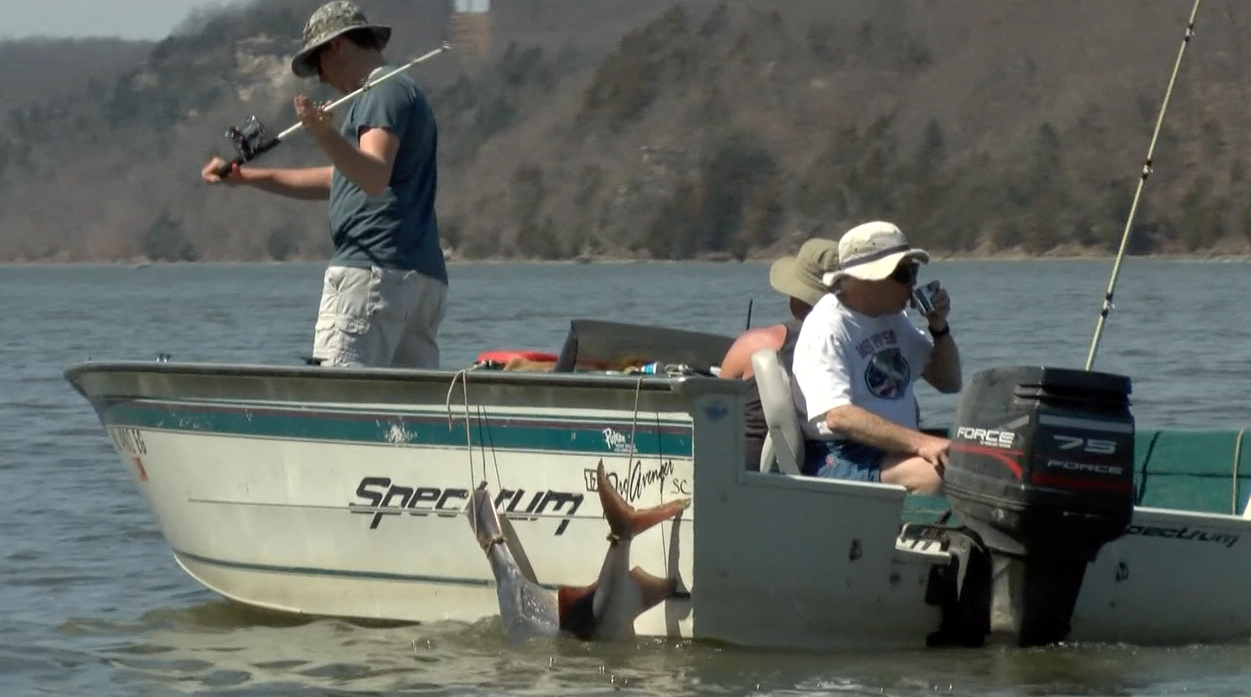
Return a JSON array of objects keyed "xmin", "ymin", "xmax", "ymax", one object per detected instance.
[
  {"xmin": 1084, "ymin": 0, "xmax": 1202, "ymax": 371},
  {"xmin": 212, "ymin": 41, "xmax": 451, "ymax": 178}
]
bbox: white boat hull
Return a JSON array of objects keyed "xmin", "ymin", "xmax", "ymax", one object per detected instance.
[{"xmin": 69, "ymin": 362, "xmax": 1251, "ymax": 649}]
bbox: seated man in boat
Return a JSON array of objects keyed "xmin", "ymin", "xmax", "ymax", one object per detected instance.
[
  {"xmin": 719, "ymin": 238, "xmax": 839, "ymax": 471},
  {"xmin": 790, "ymin": 221, "xmax": 962, "ymax": 495}
]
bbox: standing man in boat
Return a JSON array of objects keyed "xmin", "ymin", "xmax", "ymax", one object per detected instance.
[
  {"xmin": 719, "ymin": 237, "xmax": 839, "ymax": 470},
  {"xmin": 200, "ymin": 1, "xmax": 448, "ymax": 369},
  {"xmin": 790, "ymin": 221, "xmax": 962, "ymax": 495}
]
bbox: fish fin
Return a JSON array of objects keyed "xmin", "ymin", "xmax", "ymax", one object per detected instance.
[
  {"xmin": 498, "ymin": 512, "xmax": 539, "ymax": 585},
  {"xmin": 596, "ymin": 460, "xmax": 691, "ymax": 541},
  {"xmin": 557, "ymin": 583, "xmax": 599, "ymax": 640},
  {"xmin": 629, "ymin": 566, "xmax": 679, "ymax": 612}
]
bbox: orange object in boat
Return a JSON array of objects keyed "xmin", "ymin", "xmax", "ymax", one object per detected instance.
[{"xmin": 476, "ymin": 350, "xmax": 559, "ymax": 365}]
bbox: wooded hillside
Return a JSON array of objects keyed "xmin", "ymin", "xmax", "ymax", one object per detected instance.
[{"xmin": 1, "ymin": 0, "xmax": 1248, "ymax": 262}]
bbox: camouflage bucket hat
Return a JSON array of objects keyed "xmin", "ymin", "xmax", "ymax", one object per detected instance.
[{"xmin": 291, "ymin": 1, "xmax": 392, "ymax": 78}]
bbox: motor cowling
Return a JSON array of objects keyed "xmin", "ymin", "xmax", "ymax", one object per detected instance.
[{"xmin": 943, "ymin": 366, "xmax": 1135, "ymax": 646}]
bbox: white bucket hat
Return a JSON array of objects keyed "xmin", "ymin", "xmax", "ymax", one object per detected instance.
[{"xmin": 822, "ymin": 221, "xmax": 930, "ymax": 287}]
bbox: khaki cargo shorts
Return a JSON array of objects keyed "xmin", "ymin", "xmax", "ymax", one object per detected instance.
[{"xmin": 312, "ymin": 265, "xmax": 447, "ymax": 369}]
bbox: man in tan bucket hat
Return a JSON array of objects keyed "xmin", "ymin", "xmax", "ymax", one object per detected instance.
[
  {"xmin": 201, "ymin": 1, "xmax": 447, "ymax": 369},
  {"xmin": 790, "ymin": 221, "xmax": 963, "ymax": 494},
  {"xmin": 719, "ymin": 237, "xmax": 839, "ymax": 470}
]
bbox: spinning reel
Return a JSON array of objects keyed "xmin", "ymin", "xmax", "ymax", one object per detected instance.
[{"xmin": 217, "ymin": 115, "xmax": 279, "ymax": 174}]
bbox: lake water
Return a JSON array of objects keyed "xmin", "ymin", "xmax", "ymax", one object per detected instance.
[{"xmin": 4, "ymin": 259, "xmax": 1251, "ymax": 696}]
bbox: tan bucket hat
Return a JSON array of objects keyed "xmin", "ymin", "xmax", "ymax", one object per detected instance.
[{"xmin": 768, "ymin": 238, "xmax": 839, "ymax": 307}]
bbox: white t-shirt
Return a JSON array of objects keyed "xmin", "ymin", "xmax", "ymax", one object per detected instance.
[{"xmin": 790, "ymin": 293, "xmax": 934, "ymax": 440}]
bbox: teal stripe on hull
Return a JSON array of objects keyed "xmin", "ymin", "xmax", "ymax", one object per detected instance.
[{"xmin": 99, "ymin": 400, "xmax": 694, "ymax": 458}]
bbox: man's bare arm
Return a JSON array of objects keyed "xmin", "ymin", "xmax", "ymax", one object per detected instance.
[
  {"xmin": 201, "ymin": 156, "xmax": 333, "ymax": 201},
  {"xmin": 233, "ymin": 165, "xmax": 334, "ymax": 200},
  {"xmin": 719, "ymin": 325, "xmax": 788, "ymax": 380},
  {"xmin": 824, "ymin": 403, "xmax": 947, "ymax": 459},
  {"xmin": 310, "ymin": 126, "xmax": 398, "ymax": 197},
  {"xmin": 922, "ymin": 331, "xmax": 962, "ymax": 393}
]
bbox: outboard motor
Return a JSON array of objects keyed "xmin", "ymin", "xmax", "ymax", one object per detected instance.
[{"xmin": 943, "ymin": 366, "xmax": 1134, "ymax": 647}]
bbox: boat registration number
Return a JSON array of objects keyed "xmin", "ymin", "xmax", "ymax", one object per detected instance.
[{"xmin": 108, "ymin": 427, "xmax": 147, "ymax": 456}]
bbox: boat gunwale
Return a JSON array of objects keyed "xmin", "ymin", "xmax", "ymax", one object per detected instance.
[{"xmin": 63, "ymin": 359, "xmax": 752, "ymax": 399}]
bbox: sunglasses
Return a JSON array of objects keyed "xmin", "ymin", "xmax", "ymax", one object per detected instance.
[{"xmin": 889, "ymin": 262, "xmax": 919, "ymax": 285}]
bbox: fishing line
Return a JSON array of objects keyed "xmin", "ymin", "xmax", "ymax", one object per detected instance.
[{"xmin": 1085, "ymin": 0, "xmax": 1202, "ymax": 371}]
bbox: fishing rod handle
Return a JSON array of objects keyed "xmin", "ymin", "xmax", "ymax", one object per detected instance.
[
  {"xmin": 212, "ymin": 135, "xmax": 281, "ymax": 178},
  {"xmin": 212, "ymin": 158, "xmax": 242, "ymax": 179}
]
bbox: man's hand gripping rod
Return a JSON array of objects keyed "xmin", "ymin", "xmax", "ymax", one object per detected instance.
[{"xmin": 213, "ymin": 42, "xmax": 451, "ymax": 178}]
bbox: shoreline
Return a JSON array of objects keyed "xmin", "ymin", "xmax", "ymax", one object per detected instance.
[{"xmin": 3, "ymin": 251, "xmax": 1251, "ymax": 266}]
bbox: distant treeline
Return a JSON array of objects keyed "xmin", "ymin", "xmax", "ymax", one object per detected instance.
[{"xmin": 1, "ymin": 0, "xmax": 1249, "ymax": 262}]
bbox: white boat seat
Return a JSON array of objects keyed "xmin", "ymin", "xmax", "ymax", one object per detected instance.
[{"xmin": 750, "ymin": 348, "xmax": 803, "ymax": 475}]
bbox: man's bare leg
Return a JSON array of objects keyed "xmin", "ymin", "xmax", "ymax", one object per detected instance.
[{"xmin": 880, "ymin": 454, "xmax": 943, "ymax": 495}]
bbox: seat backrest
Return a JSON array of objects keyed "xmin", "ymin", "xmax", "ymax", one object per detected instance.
[{"xmin": 750, "ymin": 348, "xmax": 803, "ymax": 475}]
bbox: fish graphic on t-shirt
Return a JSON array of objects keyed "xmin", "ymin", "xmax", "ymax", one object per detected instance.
[{"xmin": 864, "ymin": 347, "xmax": 911, "ymax": 400}]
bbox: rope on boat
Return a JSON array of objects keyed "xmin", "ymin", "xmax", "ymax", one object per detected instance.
[
  {"xmin": 622, "ymin": 375, "xmax": 673, "ymax": 564},
  {"xmin": 478, "ymin": 404, "xmax": 505, "ymax": 491},
  {"xmin": 627, "ymin": 375, "xmax": 644, "ymax": 468},
  {"xmin": 1084, "ymin": 0, "xmax": 1203, "ymax": 371},
  {"xmin": 652, "ymin": 396, "xmax": 672, "ymax": 565},
  {"xmin": 446, "ymin": 368, "xmax": 479, "ymax": 534}
]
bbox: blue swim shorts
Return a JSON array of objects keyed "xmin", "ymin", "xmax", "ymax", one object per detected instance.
[{"xmin": 803, "ymin": 440, "xmax": 884, "ymax": 482}]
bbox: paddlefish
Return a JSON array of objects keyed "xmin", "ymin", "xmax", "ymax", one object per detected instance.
[{"xmin": 467, "ymin": 460, "xmax": 690, "ymax": 642}]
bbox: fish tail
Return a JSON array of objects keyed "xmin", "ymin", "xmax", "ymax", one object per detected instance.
[{"xmin": 596, "ymin": 460, "xmax": 690, "ymax": 541}]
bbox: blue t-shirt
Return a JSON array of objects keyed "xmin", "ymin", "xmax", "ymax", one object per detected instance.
[{"xmin": 328, "ymin": 68, "xmax": 447, "ymax": 284}]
